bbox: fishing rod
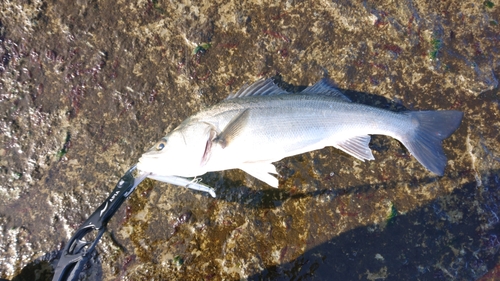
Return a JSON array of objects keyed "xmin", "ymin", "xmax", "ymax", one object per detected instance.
[
  {"xmin": 51, "ymin": 165, "xmax": 147, "ymax": 281},
  {"xmin": 50, "ymin": 164, "xmax": 215, "ymax": 280}
]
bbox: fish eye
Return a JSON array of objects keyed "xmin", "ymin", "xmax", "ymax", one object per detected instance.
[{"xmin": 156, "ymin": 139, "xmax": 167, "ymax": 150}]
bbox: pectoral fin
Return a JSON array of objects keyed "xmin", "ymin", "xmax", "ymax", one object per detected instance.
[
  {"xmin": 239, "ymin": 162, "xmax": 279, "ymax": 188},
  {"xmin": 214, "ymin": 109, "xmax": 250, "ymax": 148},
  {"xmin": 334, "ymin": 135, "xmax": 375, "ymax": 161}
]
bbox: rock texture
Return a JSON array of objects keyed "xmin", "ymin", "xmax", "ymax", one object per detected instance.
[{"xmin": 0, "ymin": 0, "xmax": 499, "ymax": 280}]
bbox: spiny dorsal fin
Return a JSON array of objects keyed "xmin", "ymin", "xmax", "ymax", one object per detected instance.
[
  {"xmin": 334, "ymin": 135, "xmax": 374, "ymax": 161},
  {"xmin": 214, "ymin": 109, "xmax": 250, "ymax": 148},
  {"xmin": 226, "ymin": 78, "xmax": 289, "ymax": 99},
  {"xmin": 302, "ymin": 78, "xmax": 351, "ymax": 102},
  {"xmin": 226, "ymin": 78, "xmax": 351, "ymax": 101}
]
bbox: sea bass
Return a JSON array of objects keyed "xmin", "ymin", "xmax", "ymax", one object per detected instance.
[{"xmin": 137, "ymin": 78, "xmax": 463, "ymax": 197}]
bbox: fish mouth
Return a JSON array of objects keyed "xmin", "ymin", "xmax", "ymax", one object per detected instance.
[
  {"xmin": 137, "ymin": 150, "xmax": 202, "ymax": 178},
  {"xmin": 133, "ymin": 170, "xmax": 150, "ymax": 188},
  {"xmin": 136, "ymin": 154, "xmax": 164, "ymax": 175}
]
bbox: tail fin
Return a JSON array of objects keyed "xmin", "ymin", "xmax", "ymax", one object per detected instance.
[{"xmin": 399, "ymin": 110, "xmax": 463, "ymax": 175}]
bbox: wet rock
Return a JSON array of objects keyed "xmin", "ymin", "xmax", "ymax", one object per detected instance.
[{"xmin": 0, "ymin": 0, "xmax": 499, "ymax": 280}]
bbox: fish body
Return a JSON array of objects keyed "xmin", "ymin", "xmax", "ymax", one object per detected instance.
[{"xmin": 137, "ymin": 78, "xmax": 463, "ymax": 194}]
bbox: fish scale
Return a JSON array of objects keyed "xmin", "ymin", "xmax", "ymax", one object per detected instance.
[{"xmin": 137, "ymin": 78, "xmax": 463, "ymax": 197}]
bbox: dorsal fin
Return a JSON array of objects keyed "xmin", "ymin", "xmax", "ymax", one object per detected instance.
[
  {"xmin": 226, "ymin": 78, "xmax": 351, "ymax": 101},
  {"xmin": 226, "ymin": 78, "xmax": 289, "ymax": 99},
  {"xmin": 302, "ymin": 78, "xmax": 351, "ymax": 102}
]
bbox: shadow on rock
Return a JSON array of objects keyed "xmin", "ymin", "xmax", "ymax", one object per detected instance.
[{"xmin": 249, "ymin": 170, "xmax": 500, "ymax": 280}]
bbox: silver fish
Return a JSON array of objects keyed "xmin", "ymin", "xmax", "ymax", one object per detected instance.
[{"xmin": 137, "ymin": 78, "xmax": 463, "ymax": 197}]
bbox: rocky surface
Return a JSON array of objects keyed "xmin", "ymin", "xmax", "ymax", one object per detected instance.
[{"xmin": 0, "ymin": 0, "xmax": 499, "ymax": 280}]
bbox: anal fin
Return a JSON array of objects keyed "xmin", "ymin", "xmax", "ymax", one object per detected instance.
[
  {"xmin": 239, "ymin": 162, "xmax": 279, "ymax": 188},
  {"xmin": 334, "ymin": 135, "xmax": 375, "ymax": 161}
]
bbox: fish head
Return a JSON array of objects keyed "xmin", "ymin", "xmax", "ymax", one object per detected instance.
[{"xmin": 137, "ymin": 121, "xmax": 216, "ymax": 177}]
